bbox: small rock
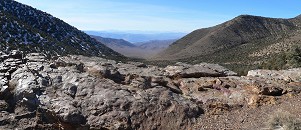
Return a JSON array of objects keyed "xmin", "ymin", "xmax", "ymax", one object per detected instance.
[
  {"xmin": 246, "ymin": 85, "xmax": 283, "ymax": 96},
  {"xmin": 206, "ymin": 101, "xmax": 230, "ymax": 115},
  {"xmin": 25, "ymin": 53, "xmax": 46, "ymax": 62},
  {"xmin": 63, "ymin": 83, "xmax": 77, "ymax": 98},
  {"xmin": 127, "ymin": 62, "xmax": 147, "ymax": 68},
  {"xmin": 8, "ymin": 50, "xmax": 22, "ymax": 59},
  {"xmin": 0, "ymin": 100, "xmax": 8, "ymax": 111},
  {"xmin": 248, "ymin": 95, "xmax": 276, "ymax": 107}
]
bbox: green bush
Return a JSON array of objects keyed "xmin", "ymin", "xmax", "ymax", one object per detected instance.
[
  {"xmin": 286, "ymin": 47, "xmax": 301, "ymax": 68},
  {"xmin": 261, "ymin": 46, "xmax": 301, "ymax": 70}
]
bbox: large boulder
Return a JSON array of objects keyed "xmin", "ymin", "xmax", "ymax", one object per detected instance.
[{"xmin": 79, "ymin": 81, "xmax": 202, "ymax": 130}]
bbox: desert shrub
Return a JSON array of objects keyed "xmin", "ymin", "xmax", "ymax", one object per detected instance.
[
  {"xmin": 261, "ymin": 46, "xmax": 301, "ymax": 70},
  {"xmin": 267, "ymin": 110, "xmax": 301, "ymax": 130},
  {"xmin": 286, "ymin": 47, "xmax": 301, "ymax": 68},
  {"xmin": 261, "ymin": 53, "xmax": 287, "ymax": 70}
]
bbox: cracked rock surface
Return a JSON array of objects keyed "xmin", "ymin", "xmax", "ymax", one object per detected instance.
[{"xmin": 1, "ymin": 51, "xmax": 301, "ymax": 129}]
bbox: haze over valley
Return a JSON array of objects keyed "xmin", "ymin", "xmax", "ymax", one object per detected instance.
[{"xmin": 1, "ymin": 0, "xmax": 301, "ymax": 129}]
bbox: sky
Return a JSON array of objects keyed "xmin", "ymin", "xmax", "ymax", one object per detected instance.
[{"xmin": 15, "ymin": 0, "xmax": 301, "ymax": 33}]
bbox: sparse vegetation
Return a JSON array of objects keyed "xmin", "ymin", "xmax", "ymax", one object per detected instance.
[
  {"xmin": 261, "ymin": 46, "xmax": 301, "ymax": 70},
  {"xmin": 267, "ymin": 110, "xmax": 301, "ymax": 130},
  {"xmin": 146, "ymin": 14, "xmax": 301, "ymax": 75}
]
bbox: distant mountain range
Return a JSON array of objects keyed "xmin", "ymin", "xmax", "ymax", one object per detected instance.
[
  {"xmin": 91, "ymin": 36, "xmax": 136, "ymax": 48},
  {"xmin": 91, "ymin": 35, "xmax": 176, "ymax": 58},
  {"xmin": 152, "ymin": 14, "xmax": 301, "ymax": 73},
  {"xmin": 138, "ymin": 39, "xmax": 177, "ymax": 50},
  {"xmin": 0, "ymin": 0, "xmax": 122, "ymax": 59},
  {"xmin": 86, "ymin": 31, "xmax": 186, "ymax": 43}
]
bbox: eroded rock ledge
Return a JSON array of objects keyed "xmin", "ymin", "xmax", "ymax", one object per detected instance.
[{"xmin": 1, "ymin": 51, "xmax": 301, "ymax": 129}]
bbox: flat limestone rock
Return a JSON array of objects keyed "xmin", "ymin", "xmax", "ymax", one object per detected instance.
[
  {"xmin": 247, "ymin": 68, "xmax": 301, "ymax": 82},
  {"xmin": 164, "ymin": 62, "xmax": 237, "ymax": 78}
]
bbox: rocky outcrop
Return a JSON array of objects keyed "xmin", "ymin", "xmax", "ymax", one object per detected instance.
[
  {"xmin": 0, "ymin": 51, "xmax": 202, "ymax": 129},
  {"xmin": 1, "ymin": 50, "xmax": 301, "ymax": 129}
]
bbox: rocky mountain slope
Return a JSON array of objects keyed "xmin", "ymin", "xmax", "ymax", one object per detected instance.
[
  {"xmin": 92, "ymin": 35, "xmax": 176, "ymax": 59},
  {"xmin": 1, "ymin": 50, "xmax": 301, "ymax": 129},
  {"xmin": 152, "ymin": 15, "xmax": 301, "ymax": 73},
  {"xmin": 0, "ymin": 0, "xmax": 122, "ymax": 59}
]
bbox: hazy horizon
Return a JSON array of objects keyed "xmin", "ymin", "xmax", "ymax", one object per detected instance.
[{"xmin": 85, "ymin": 30, "xmax": 187, "ymax": 34}]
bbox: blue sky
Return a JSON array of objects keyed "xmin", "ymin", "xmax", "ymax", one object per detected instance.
[{"xmin": 15, "ymin": 0, "xmax": 301, "ymax": 33}]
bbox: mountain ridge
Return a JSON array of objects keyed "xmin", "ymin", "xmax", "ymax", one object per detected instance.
[
  {"xmin": 153, "ymin": 14, "xmax": 301, "ymax": 61},
  {"xmin": 148, "ymin": 14, "xmax": 301, "ymax": 74},
  {"xmin": 0, "ymin": 0, "xmax": 123, "ymax": 59},
  {"xmin": 91, "ymin": 35, "xmax": 136, "ymax": 48},
  {"xmin": 295, "ymin": 14, "xmax": 301, "ymax": 19}
]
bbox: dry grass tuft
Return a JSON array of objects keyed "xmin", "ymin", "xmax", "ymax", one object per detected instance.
[{"xmin": 267, "ymin": 110, "xmax": 301, "ymax": 130}]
